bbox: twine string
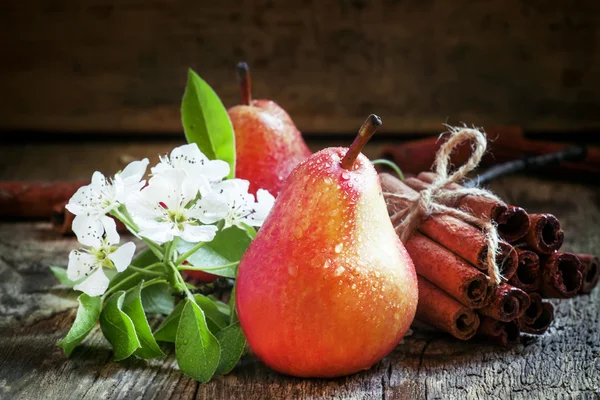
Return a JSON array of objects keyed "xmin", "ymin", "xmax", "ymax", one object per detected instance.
[{"xmin": 383, "ymin": 126, "xmax": 506, "ymax": 285}]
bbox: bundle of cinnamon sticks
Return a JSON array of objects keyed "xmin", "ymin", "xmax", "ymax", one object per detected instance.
[{"xmin": 381, "ymin": 172, "xmax": 599, "ymax": 347}]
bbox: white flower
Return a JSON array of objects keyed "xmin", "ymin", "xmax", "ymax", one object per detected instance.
[
  {"xmin": 152, "ymin": 143, "xmax": 230, "ymax": 190},
  {"xmin": 127, "ymin": 169, "xmax": 220, "ymax": 244},
  {"xmin": 197, "ymin": 179, "xmax": 275, "ymax": 229},
  {"xmin": 68, "ymin": 217, "xmax": 135, "ymax": 297},
  {"xmin": 66, "ymin": 158, "xmax": 149, "ymax": 241}
]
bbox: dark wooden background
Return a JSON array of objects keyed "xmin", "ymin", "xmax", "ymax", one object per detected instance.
[{"xmin": 1, "ymin": 0, "xmax": 599, "ymax": 135}]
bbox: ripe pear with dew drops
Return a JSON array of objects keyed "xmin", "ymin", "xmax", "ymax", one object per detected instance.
[
  {"xmin": 235, "ymin": 115, "xmax": 418, "ymax": 378},
  {"xmin": 227, "ymin": 62, "xmax": 311, "ymax": 197}
]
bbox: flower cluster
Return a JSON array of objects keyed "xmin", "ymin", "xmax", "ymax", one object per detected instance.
[{"xmin": 65, "ymin": 143, "xmax": 275, "ymax": 296}]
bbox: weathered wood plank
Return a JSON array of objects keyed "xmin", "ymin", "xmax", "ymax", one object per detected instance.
[
  {"xmin": 0, "ymin": 174, "xmax": 598, "ymax": 399},
  {"xmin": 1, "ymin": 0, "xmax": 599, "ymax": 134},
  {"xmin": 0, "ymin": 140, "xmax": 392, "ymax": 181}
]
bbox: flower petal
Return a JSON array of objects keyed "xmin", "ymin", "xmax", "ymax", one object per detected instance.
[
  {"xmin": 191, "ymin": 194, "xmax": 230, "ymax": 224},
  {"xmin": 91, "ymin": 171, "xmax": 107, "ymax": 189},
  {"xmin": 72, "ymin": 215, "xmax": 104, "ymax": 248},
  {"xmin": 65, "ymin": 185, "xmax": 95, "ymax": 216},
  {"xmin": 139, "ymin": 225, "xmax": 174, "ymax": 244},
  {"xmin": 108, "ymin": 242, "xmax": 136, "ymax": 272},
  {"xmin": 170, "ymin": 143, "xmax": 208, "ymax": 168},
  {"xmin": 67, "ymin": 249, "xmax": 99, "ymax": 281},
  {"xmin": 101, "ymin": 216, "xmax": 120, "ymax": 245},
  {"xmin": 119, "ymin": 158, "xmax": 149, "ymax": 182},
  {"xmin": 74, "ymin": 268, "xmax": 110, "ymax": 297},
  {"xmin": 181, "ymin": 224, "xmax": 218, "ymax": 243},
  {"xmin": 202, "ymin": 160, "xmax": 230, "ymax": 182}
]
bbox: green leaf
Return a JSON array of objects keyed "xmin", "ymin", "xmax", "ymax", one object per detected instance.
[
  {"xmin": 176, "ymin": 300, "xmax": 221, "ymax": 383},
  {"xmin": 207, "ymin": 295, "xmax": 231, "ymax": 317},
  {"xmin": 240, "ymin": 223, "xmax": 257, "ymax": 239},
  {"xmin": 100, "ymin": 291, "xmax": 141, "ymax": 361},
  {"xmin": 108, "ymin": 248, "xmax": 160, "ymax": 291},
  {"xmin": 50, "ymin": 266, "xmax": 82, "ymax": 287},
  {"xmin": 178, "ymin": 226, "xmax": 251, "ymax": 278},
  {"xmin": 154, "ymin": 300, "xmax": 186, "ymax": 343},
  {"xmin": 122, "ymin": 282, "xmax": 165, "ymax": 359},
  {"xmin": 141, "ymin": 283, "xmax": 175, "ymax": 315},
  {"xmin": 58, "ymin": 294, "xmax": 102, "ymax": 356},
  {"xmin": 194, "ymin": 294, "xmax": 229, "ymax": 332},
  {"xmin": 154, "ymin": 294, "xmax": 228, "ymax": 342},
  {"xmin": 215, "ymin": 322, "xmax": 246, "ymax": 375},
  {"xmin": 182, "ymin": 69, "xmax": 235, "ymax": 178},
  {"xmin": 229, "ymin": 284, "xmax": 239, "ymax": 324},
  {"xmin": 131, "ymin": 249, "xmax": 160, "ymax": 268}
]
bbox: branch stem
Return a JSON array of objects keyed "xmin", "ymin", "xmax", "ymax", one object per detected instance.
[
  {"xmin": 341, "ymin": 114, "xmax": 382, "ymax": 170},
  {"xmin": 236, "ymin": 61, "xmax": 252, "ymax": 105}
]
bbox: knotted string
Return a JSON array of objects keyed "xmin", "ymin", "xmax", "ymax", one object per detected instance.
[{"xmin": 384, "ymin": 125, "xmax": 506, "ymax": 285}]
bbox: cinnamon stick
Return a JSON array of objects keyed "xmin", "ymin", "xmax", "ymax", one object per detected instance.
[
  {"xmin": 417, "ymin": 172, "xmax": 530, "ymax": 242},
  {"xmin": 522, "ymin": 213, "xmax": 564, "ymax": 254},
  {"xmin": 415, "ymin": 276, "xmax": 480, "ymax": 340},
  {"xmin": 404, "ymin": 233, "xmax": 491, "ymax": 308},
  {"xmin": 540, "ymin": 252, "xmax": 582, "ymax": 298},
  {"xmin": 518, "ymin": 301, "xmax": 554, "ymax": 335},
  {"xmin": 575, "ymin": 254, "xmax": 599, "ymax": 294},
  {"xmin": 508, "ymin": 249, "xmax": 541, "ymax": 292},
  {"xmin": 518, "ymin": 293, "xmax": 544, "ymax": 325},
  {"xmin": 381, "ymin": 173, "xmax": 518, "ymax": 279},
  {"xmin": 380, "ymin": 127, "xmax": 600, "ymax": 181},
  {"xmin": 0, "ymin": 181, "xmax": 85, "ymax": 219},
  {"xmin": 478, "ymin": 283, "xmax": 530, "ymax": 322},
  {"xmin": 477, "ymin": 317, "xmax": 521, "ymax": 347}
]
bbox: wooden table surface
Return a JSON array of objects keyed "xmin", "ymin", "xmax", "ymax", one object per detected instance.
[{"xmin": 0, "ymin": 141, "xmax": 599, "ymax": 399}]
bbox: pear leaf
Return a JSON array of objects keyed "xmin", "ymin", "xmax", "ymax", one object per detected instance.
[
  {"xmin": 154, "ymin": 300, "xmax": 186, "ymax": 343},
  {"xmin": 122, "ymin": 282, "xmax": 165, "ymax": 359},
  {"xmin": 178, "ymin": 226, "xmax": 251, "ymax": 278},
  {"xmin": 175, "ymin": 299, "xmax": 221, "ymax": 383},
  {"xmin": 182, "ymin": 69, "xmax": 235, "ymax": 178},
  {"xmin": 58, "ymin": 293, "xmax": 102, "ymax": 356},
  {"xmin": 154, "ymin": 295, "xmax": 229, "ymax": 343},
  {"xmin": 229, "ymin": 284, "xmax": 239, "ymax": 324},
  {"xmin": 100, "ymin": 291, "xmax": 141, "ymax": 361},
  {"xmin": 215, "ymin": 322, "xmax": 246, "ymax": 375},
  {"xmin": 194, "ymin": 294, "xmax": 229, "ymax": 332},
  {"xmin": 141, "ymin": 283, "xmax": 175, "ymax": 315}
]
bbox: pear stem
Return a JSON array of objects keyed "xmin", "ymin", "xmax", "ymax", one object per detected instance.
[
  {"xmin": 236, "ymin": 61, "xmax": 252, "ymax": 105},
  {"xmin": 340, "ymin": 114, "xmax": 382, "ymax": 170}
]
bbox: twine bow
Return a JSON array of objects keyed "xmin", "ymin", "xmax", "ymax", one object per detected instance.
[{"xmin": 384, "ymin": 126, "xmax": 506, "ymax": 285}]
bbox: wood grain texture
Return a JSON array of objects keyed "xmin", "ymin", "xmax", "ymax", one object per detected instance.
[
  {"xmin": 1, "ymin": 0, "xmax": 599, "ymax": 134},
  {"xmin": 0, "ymin": 165, "xmax": 598, "ymax": 398}
]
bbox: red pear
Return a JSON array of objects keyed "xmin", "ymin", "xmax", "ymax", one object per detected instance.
[
  {"xmin": 235, "ymin": 115, "xmax": 418, "ymax": 378},
  {"xmin": 228, "ymin": 62, "xmax": 311, "ymax": 196}
]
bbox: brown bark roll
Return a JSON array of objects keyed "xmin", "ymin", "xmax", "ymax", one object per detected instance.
[
  {"xmin": 417, "ymin": 172, "xmax": 530, "ymax": 242},
  {"xmin": 405, "ymin": 233, "xmax": 491, "ymax": 308},
  {"xmin": 477, "ymin": 317, "xmax": 521, "ymax": 347},
  {"xmin": 508, "ymin": 249, "xmax": 541, "ymax": 292},
  {"xmin": 575, "ymin": 254, "xmax": 599, "ymax": 294},
  {"xmin": 478, "ymin": 283, "xmax": 530, "ymax": 322},
  {"xmin": 540, "ymin": 252, "xmax": 582, "ymax": 298},
  {"xmin": 402, "ymin": 177, "xmax": 429, "ymax": 192},
  {"xmin": 381, "ymin": 173, "xmax": 518, "ymax": 278},
  {"xmin": 415, "ymin": 276, "xmax": 480, "ymax": 340},
  {"xmin": 0, "ymin": 181, "xmax": 85, "ymax": 219},
  {"xmin": 518, "ymin": 293, "xmax": 544, "ymax": 325},
  {"xmin": 523, "ymin": 213, "xmax": 564, "ymax": 254},
  {"xmin": 519, "ymin": 301, "xmax": 554, "ymax": 335}
]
